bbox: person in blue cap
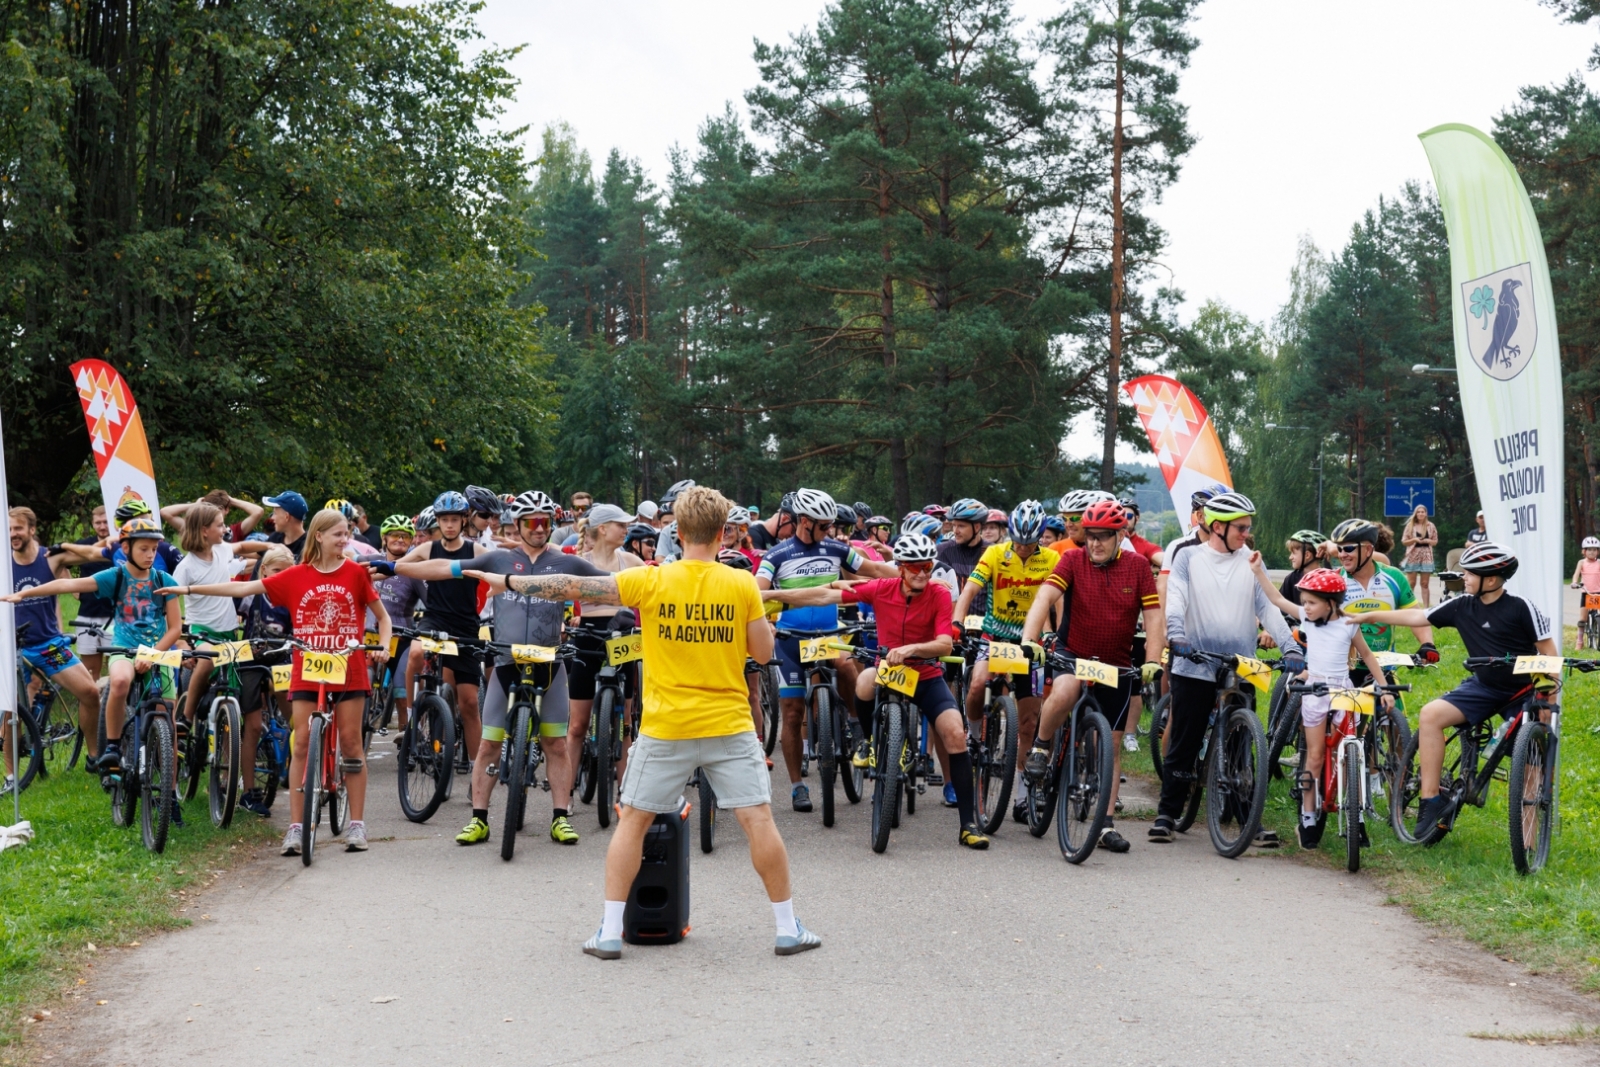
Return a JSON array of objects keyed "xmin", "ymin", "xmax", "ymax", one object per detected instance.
[{"xmin": 262, "ymin": 491, "xmax": 309, "ymax": 560}]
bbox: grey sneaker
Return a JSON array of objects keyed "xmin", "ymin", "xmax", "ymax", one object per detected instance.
[
  {"xmin": 582, "ymin": 926, "xmax": 622, "ymax": 960},
  {"xmin": 344, "ymin": 823, "xmax": 369, "ymax": 851},
  {"xmin": 280, "ymin": 825, "xmax": 302, "ymax": 856},
  {"xmin": 775, "ymin": 919, "xmax": 822, "ymax": 956}
]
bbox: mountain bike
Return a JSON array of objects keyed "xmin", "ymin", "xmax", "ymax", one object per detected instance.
[
  {"xmin": 854, "ymin": 649, "xmax": 942, "ymax": 854},
  {"xmin": 776, "ymin": 625, "xmax": 867, "ymax": 827},
  {"xmin": 1286, "ymin": 678, "xmax": 1410, "ymax": 872},
  {"xmin": 251, "ymin": 649, "xmax": 295, "ymax": 812},
  {"xmin": 361, "ymin": 630, "xmax": 402, "ymax": 754},
  {"xmin": 486, "ymin": 639, "xmax": 570, "ymax": 861},
  {"xmin": 1268, "ymin": 649, "xmax": 1417, "ymax": 794},
  {"xmin": 17, "ymin": 631, "xmax": 85, "ymax": 780},
  {"xmin": 292, "ymin": 640, "xmax": 358, "ymax": 867},
  {"xmin": 574, "ymin": 623, "xmax": 640, "ymax": 830},
  {"xmin": 99, "ymin": 645, "xmax": 180, "ymax": 853},
  {"xmin": 182, "ymin": 638, "xmax": 261, "ymax": 828},
  {"xmin": 1023, "ymin": 648, "xmax": 1127, "ymax": 863},
  {"xmin": 1392, "ymin": 655, "xmax": 1596, "ymax": 874},
  {"xmin": 960, "ymin": 619, "xmax": 1022, "ymax": 831},
  {"xmin": 1580, "ymin": 592, "xmax": 1600, "ymax": 652},
  {"xmin": 393, "ymin": 627, "xmax": 459, "ymax": 823},
  {"xmin": 1166, "ymin": 650, "xmax": 1279, "ymax": 858},
  {"xmin": 1, "ymin": 681, "xmax": 43, "ymax": 795}
]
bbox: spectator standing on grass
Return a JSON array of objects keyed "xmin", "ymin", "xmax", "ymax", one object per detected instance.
[
  {"xmin": 1401, "ymin": 505, "xmax": 1439, "ymax": 607},
  {"xmin": 1466, "ymin": 510, "xmax": 1489, "ymax": 547}
]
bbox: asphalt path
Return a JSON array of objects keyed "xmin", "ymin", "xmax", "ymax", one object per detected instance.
[{"xmin": 34, "ymin": 736, "xmax": 1600, "ymax": 1066}]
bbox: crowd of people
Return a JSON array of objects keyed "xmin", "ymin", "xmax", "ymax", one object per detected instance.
[{"xmin": 1, "ymin": 476, "xmax": 1561, "ymax": 957}]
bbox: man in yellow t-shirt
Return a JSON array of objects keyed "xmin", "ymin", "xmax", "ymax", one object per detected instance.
[{"xmin": 469, "ymin": 486, "xmax": 819, "ymax": 960}]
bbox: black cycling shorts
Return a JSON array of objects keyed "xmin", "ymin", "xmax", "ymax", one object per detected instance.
[{"xmin": 566, "ymin": 621, "xmax": 637, "ymax": 702}]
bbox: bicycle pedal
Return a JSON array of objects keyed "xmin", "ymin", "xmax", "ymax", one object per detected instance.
[{"xmin": 927, "ymin": 773, "xmax": 943, "ymax": 786}]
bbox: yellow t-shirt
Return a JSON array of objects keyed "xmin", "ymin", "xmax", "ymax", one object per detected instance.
[
  {"xmin": 614, "ymin": 560, "xmax": 765, "ymax": 740},
  {"xmin": 970, "ymin": 540, "xmax": 1060, "ymax": 641}
]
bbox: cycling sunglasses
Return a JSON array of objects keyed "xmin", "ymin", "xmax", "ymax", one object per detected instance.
[
  {"xmin": 521, "ymin": 515, "xmax": 551, "ymax": 529},
  {"xmin": 1083, "ymin": 529, "xmax": 1118, "ymax": 542},
  {"xmin": 1062, "ymin": 512, "xmax": 1085, "ymax": 523},
  {"xmin": 898, "ymin": 560, "xmax": 934, "ymax": 574},
  {"xmin": 1336, "ymin": 543, "xmax": 1363, "ymax": 554}
]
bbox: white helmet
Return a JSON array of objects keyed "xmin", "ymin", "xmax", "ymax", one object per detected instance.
[
  {"xmin": 1058, "ymin": 489, "xmax": 1114, "ymax": 515},
  {"xmin": 507, "ymin": 490, "xmax": 557, "ymax": 519},
  {"xmin": 791, "ymin": 487, "xmax": 837, "ymax": 522},
  {"xmin": 727, "ymin": 505, "xmax": 752, "ymax": 526},
  {"xmin": 893, "ymin": 533, "xmax": 938, "ymax": 563},
  {"xmin": 1584, "ymin": 536, "xmax": 1600, "ymax": 550}
]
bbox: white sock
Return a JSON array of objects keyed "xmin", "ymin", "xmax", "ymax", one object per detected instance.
[
  {"xmin": 1015, "ymin": 770, "xmax": 1026, "ymax": 795},
  {"xmin": 288, "ymin": 822, "xmax": 302, "ymax": 833},
  {"xmin": 600, "ymin": 900, "xmax": 625, "ymax": 942},
  {"xmin": 773, "ymin": 899, "xmax": 798, "ymax": 938},
  {"xmin": 349, "ymin": 820, "xmax": 364, "ymax": 830}
]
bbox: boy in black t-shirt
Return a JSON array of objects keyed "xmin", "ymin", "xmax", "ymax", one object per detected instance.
[{"xmin": 1355, "ymin": 542, "xmax": 1557, "ymax": 841}]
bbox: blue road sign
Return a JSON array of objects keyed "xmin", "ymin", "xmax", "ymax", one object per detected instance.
[{"xmin": 1384, "ymin": 477, "xmax": 1435, "ymax": 517}]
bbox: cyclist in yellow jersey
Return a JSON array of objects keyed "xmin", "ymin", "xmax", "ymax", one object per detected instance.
[{"xmin": 952, "ymin": 501, "xmax": 1057, "ymax": 815}]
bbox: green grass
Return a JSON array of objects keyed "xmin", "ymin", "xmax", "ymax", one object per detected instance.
[
  {"xmin": 1255, "ymin": 626, "xmax": 1600, "ymax": 995},
  {"xmin": 0, "ymin": 755, "xmax": 274, "ymax": 1051}
]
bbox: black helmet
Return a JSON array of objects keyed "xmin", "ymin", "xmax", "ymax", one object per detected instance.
[
  {"xmin": 624, "ymin": 523, "xmax": 658, "ymax": 551},
  {"xmin": 835, "ymin": 503, "xmax": 857, "ymax": 527},
  {"xmin": 464, "ymin": 485, "xmax": 501, "ymax": 516},
  {"xmin": 1330, "ymin": 518, "xmax": 1380, "ymax": 545},
  {"xmin": 778, "ymin": 492, "xmax": 797, "ymax": 516},
  {"xmin": 852, "ymin": 501, "xmax": 873, "ymax": 524}
]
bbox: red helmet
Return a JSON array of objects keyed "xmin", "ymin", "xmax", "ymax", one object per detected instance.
[
  {"xmin": 986, "ymin": 508, "xmax": 1007, "ymax": 524},
  {"xmin": 1080, "ymin": 500, "xmax": 1129, "ymax": 531},
  {"xmin": 1296, "ymin": 568, "xmax": 1347, "ymax": 596},
  {"xmin": 923, "ymin": 504, "xmax": 948, "ymax": 518}
]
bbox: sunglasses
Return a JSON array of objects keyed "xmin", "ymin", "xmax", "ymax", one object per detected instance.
[
  {"xmin": 522, "ymin": 516, "xmax": 551, "ymax": 529},
  {"xmin": 1063, "ymin": 513, "xmax": 1084, "ymax": 523},
  {"xmin": 1337, "ymin": 543, "xmax": 1362, "ymax": 554},
  {"xmin": 1084, "ymin": 529, "xmax": 1118, "ymax": 542},
  {"xmin": 898, "ymin": 561, "xmax": 933, "ymax": 574}
]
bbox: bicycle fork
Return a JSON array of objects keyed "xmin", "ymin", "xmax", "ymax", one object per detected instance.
[{"xmin": 1334, "ymin": 734, "xmax": 1366, "ymax": 839}]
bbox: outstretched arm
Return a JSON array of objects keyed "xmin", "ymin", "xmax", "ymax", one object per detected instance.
[
  {"xmin": 1, "ymin": 576, "xmax": 100, "ymax": 601},
  {"xmin": 1249, "ymin": 552, "xmax": 1299, "ymax": 617},
  {"xmin": 1352, "ymin": 607, "xmax": 1431, "ymax": 629},
  {"xmin": 761, "ymin": 586, "xmax": 844, "ymax": 607},
  {"xmin": 467, "ymin": 569, "xmax": 622, "ymax": 606}
]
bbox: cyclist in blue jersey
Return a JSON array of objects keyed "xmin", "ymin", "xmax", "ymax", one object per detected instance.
[{"xmin": 756, "ymin": 488, "xmax": 896, "ymax": 812}]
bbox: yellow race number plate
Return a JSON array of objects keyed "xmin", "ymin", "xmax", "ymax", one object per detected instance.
[
  {"xmin": 606, "ymin": 634, "xmax": 643, "ymax": 666},
  {"xmin": 877, "ymin": 662, "xmax": 917, "ymax": 696},
  {"xmin": 300, "ymin": 650, "xmax": 350, "ymax": 685},
  {"xmin": 987, "ymin": 642, "xmax": 1029, "ymax": 675}
]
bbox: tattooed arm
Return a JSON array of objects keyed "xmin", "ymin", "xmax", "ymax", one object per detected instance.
[{"xmin": 465, "ymin": 569, "xmax": 622, "ymax": 606}]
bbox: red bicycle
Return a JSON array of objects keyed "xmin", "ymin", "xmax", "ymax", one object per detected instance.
[{"xmin": 292, "ymin": 639, "xmax": 358, "ymax": 866}]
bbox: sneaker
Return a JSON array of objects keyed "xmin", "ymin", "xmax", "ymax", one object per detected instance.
[
  {"xmin": 455, "ymin": 816, "xmax": 490, "ymax": 845},
  {"xmin": 850, "ymin": 739, "xmax": 873, "ymax": 769},
  {"xmin": 958, "ymin": 824, "xmax": 990, "ymax": 850},
  {"xmin": 582, "ymin": 926, "xmax": 622, "ymax": 960},
  {"xmin": 280, "ymin": 825, "xmax": 302, "ymax": 856},
  {"xmin": 1012, "ymin": 798, "xmax": 1029, "ymax": 824},
  {"xmin": 96, "ymin": 746, "xmax": 122, "ymax": 774},
  {"xmin": 345, "ymin": 823, "xmax": 369, "ymax": 851},
  {"xmin": 1114, "ymin": 798, "xmax": 1124, "ymax": 813},
  {"xmin": 1297, "ymin": 812, "xmax": 1325, "ymax": 849},
  {"xmin": 240, "ymin": 790, "xmax": 272, "ymax": 817},
  {"xmin": 791, "ymin": 783, "xmax": 813, "ymax": 813},
  {"xmin": 1099, "ymin": 826, "xmax": 1131, "ymax": 853},
  {"xmin": 0, "ymin": 776, "xmax": 12, "ymax": 795},
  {"xmin": 1123, "ymin": 733, "xmax": 1139, "ymax": 752},
  {"xmin": 1252, "ymin": 829, "xmax": 1280, "ymax": 849},
  {"xmin": 942, "ymin": 782, "xmax": 958, "ymax": 807},
  {"xmin": 1147, "ymin": 816, "xmax": 1175, "ymax": 843},
  {"xmin": 775, "ymin": 919, "xmax": 822, "ymax": 956},
  {"xmin": 1414, "ymin": 795, "xmax": 1451, "ymax": 843},
  {"xmin": 168, "ymin": 796, "xmax": 184, "ymax": 829},
  {"xmin": 1023, "ymin": 744, "xmax": 1050, "ymax": 782},
  {"xmin": 550, "ymin": 815, "xmax": 580, "ymax": 845}
]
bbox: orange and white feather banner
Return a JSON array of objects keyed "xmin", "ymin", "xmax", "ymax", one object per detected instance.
[
  {"xmin": 1121, "ymin": 375, "xmax": 1233, "ymax": 523},
  {"xmin": 69, "ymin": 360, "xmax": 161, "ymax": 521}
]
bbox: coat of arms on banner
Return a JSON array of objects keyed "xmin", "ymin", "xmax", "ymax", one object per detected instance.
[{"xmin": 1461, "ymin": 262, "xmax": 1537, "ymax": 382}]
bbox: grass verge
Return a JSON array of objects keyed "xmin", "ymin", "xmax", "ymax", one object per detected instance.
[{"xmin": 0, "ymin": 757, "xmax": 275, "ymax": 1053}]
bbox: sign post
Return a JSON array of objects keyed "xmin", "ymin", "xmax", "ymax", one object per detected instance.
[
  {"xmin": 0, "ymin": 401, "xmax": 18, "ymax": 827},
  {"xmin": 1383, "ymin": 477, "xmax": 1436, "ymax": 518}
]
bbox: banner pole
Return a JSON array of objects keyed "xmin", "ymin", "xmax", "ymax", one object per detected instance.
[{"xmin": 0, "ymin": 400, "xmax": 20, "ymax": 826}]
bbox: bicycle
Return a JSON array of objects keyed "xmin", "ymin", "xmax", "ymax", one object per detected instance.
[
  {"xmin": 293, "ymin": 639, "xmax": 359, "ymax": 867},
  {"xmin": 574, "ymin": 623, "xmax": 640, "ymax": 830},
  {"xmin": 1163, "ymin": 650, "xmax": 1279, "ymax": 858},
  {"xmin": 1580, "ymin": 591, "xmax": 1600, "ymax": 652},
  {"xmin": 392, "ymin": 627, "xmax": 459, "ymax": 823},
  {"xmin": 1, "ymin": 678, "xmax": 43, "ymax": 795},
  {"xmin": 852, "ymin": 647, "xmax": 942, "ymax": 854},
  {"xmin": 1286, "ymin": 678, "xmax": 1410, "ymax": 872},
  {"xmin": 1023, "ymin": 648, "xmax": 1128, "ymax": 863},
  {"xmin": 182, "ymin": 638, "xmax": 263, "ymax": 828},
  {"xmin": 99, "ymin": 645, "xmax": 181, "ymax": 853},
  {"xmin": 959, "ymin": 618, "xmax": 1022, "ymax": 833},
  {"xmin": 16, "ymin": 622, "xmax": 86, "ymax": 781},
  {"xmin": 1391, "ymin": 654, "xmax": 1596, "ymax": 874},
  {"xmin": 361, "ymin": 629, "xmax": 402, "ymax": 754},
  {"xmin": 775, "ymin": 625, "xmax": 867, "ymax": 827},
  {"xmin": 485, "ymin": 639, "xmax": 572, "ymax": 861},
  {"xmin": 251, "ymin": 649, "xmax": 295, "ymax": 813},
  {"xmin": 1269, "ymin": 648, "xmax": 1418, "ymax": 802}
]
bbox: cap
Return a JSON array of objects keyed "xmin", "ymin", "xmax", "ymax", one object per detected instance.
[
  {"xmin": 637, "ymin": 500, "xmax": 660, "ymax": 520},
  {"xmin": 262, "ymin": 491, "xmax": 308, "ymax": 521},
  {"xmin": 587, "ymin": 503, "xmax": 631, "ymax": 526}
]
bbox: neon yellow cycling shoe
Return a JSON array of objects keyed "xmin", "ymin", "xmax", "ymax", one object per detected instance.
[
  {"xmin": 455, "ymin": 816, "xmax": 490, "ymax": 845},
  {"xmin": 550, "ymin": 815, "xmax": 580, "ymax": 844},
  {"xmin": 851, "ymin": 739, "xmax": 874, "ymax": 769},
  {"xmin": 959, "ymin": 825, "xmax": 990, "ymax": 850}
]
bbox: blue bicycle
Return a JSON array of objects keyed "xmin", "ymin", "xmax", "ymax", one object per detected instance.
[{"xmin": 99, "ymin": 645, "xmax": 180, "ymax": 852}]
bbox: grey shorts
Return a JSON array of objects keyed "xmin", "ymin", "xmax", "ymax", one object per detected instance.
[
  {"xmin": 620, "ymin": 731, "xmax": 771, "ymax": 814},
  {"xmin": 481, "ymin": 661, "xmax": 570, "ymax": 742}
]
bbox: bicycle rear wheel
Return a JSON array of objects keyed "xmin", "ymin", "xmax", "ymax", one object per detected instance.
[
  {"xmin": 594, "ymin": 685, "xmax": 616, "ymax": 828},
  {"xmin": 1508, "ymin": 720, "xmax": 1555, "ymax": 874},
  {"xmin": 141, "ymin": 715, "xmax": 175, "ymax": 854},
  {"xmin": 3, "ymin": 706, "xmax": 44, "ymax": 794},
  {"xmin": 762, "ymin": 664, "xmax": 782, "ymax": 755},
  {"xmin": 1058, "ymin": 709, "xmax": 1113, "ymax": 863},
  {"xmin": 501, "ymin": 705, "xmax": 530, "ymax": 861},
  {"xmin": 1147, "ymin": 692, "xmax": 1170, "ymax": 784},
  {"xmin": 1392, "ymin": 727, "xmax": 1464, "ymax": 845},
  {"xmin": 1365, "ymin": 707, "xmax": 1409, "ymax": 828},
  {"xmin": 1342, "ymin": 740, "xmax": 1364, "ymax": 873},
  {"xmin": 870, "ymin": 702, "xmax": 905, "ymax": 853},
  {"xmin": 181, "ymin": 696, "xmax": 206, "ymax": 802},
  {"xmin": 697, "ymin": 770, "xmax": 717, "ymax": 854},
  {"xmin": 839, "ymin": 708, "xmax": 864, "ymax": 805},
  {"xmin": 1206, "ymin": 706, "xmax": 1266, "ymax": 858},
  {"xmin": 328, "ymin": 735, "xmax": 349, "ymax": 839},
  {"xmin": 397, "ymin": 692, "xmax": 454, "ymax": 823},
  {"xmin": 813, "ymin": 687, "xmax": 837, "ymax": 827},
  {"xmin": 975, "ymin": 693, "xmax": 1018, "ymax": 835},
  {"xmin": 111, "ymin": 722, "xmax": 137, "ymax": 827},
  {"xmin": 1026, "ymin": 734, "xmax": 1060, "ymax": 839},
  {"xmin": 208, "ymin": 696, "xmax": 242, "ymax": 828}
]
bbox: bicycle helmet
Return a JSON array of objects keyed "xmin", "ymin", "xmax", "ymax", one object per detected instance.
[
  {"xmin": 507, "ymin": 490, "xmax": 558, "ymax": 519},
  {"xmin": 792, "ymin": 487, "xmax": 837, "ymax": 522},
  {"xmin": 835, "ymin": 503, "xmax": 857, "ymax": 528},
  {"xmin": 923, "ymin": 504, "xmax": 948, "ymax": 519},
  {"xmin": 432, "ymin": 490, "xmax": 469, "ymax": 516},
  {"xmin": 379, "ymin": 514, "xmax": 415, "ymax": 536},
  {"xmin": 1008, "ymin": 500, "xmax": 1046, "ymax": 545},
  {"xmin": 659, "ymin": 479, "xmax": 696, "ymax": 511},
  {"xmin": 1201, "ymin": 491, "xmax": 1256, "ymax": 527},
  {"xmin": 985, "ymin": 508, "xmax": 1007, "ymax": 525},
  {"xmin": 1190, "ymin": 482, "xmax": 1230, "ymax": 512},
  {"xmin": 324, "ymin": 498, "xmax": 358, "ymax": 520},
  {"xmin": 624, "ymin": 523, "xmax": 658, "ymax": 551},
  {"xmin": 866, "ymin": 514, "xmax": 893, "ymax": 531},
  {"xmin": 717, "ymin": 548, "xmax": 754, "ymax": 571},
  {"xmin": 1459, "ymin": 541, "xmax": 1519, "ymax": 579},
  {"xmin": 1080, "ymin": 499, "xmax": 1129, "ymax": 531},
  {"xmin": 726, "ymin": 505, "xmax": 751, "ymax": 526},
  {"xmin": 1296, "ymin": 569, "xmax": 1347, "ymax": 596},
  {"xmin": 777, "ymin": 492, "xmax": 798, "ymax": 517},
  {"xmin": 119, "ymin": 517, "xmax": 163, "ymax": 541},
  {"xmin": 1058, "ymin": 489, "xmax": 1114, "ymax": 516},
  {"xmin": 415, "ymin": 506, "xmax": 438, "ymax": 532},
  {"xmin": 1329, "ymin": 517, "xmax": 1380, "ymax": 545},
  {"xmin": 853, "ymin": 502, "xmax": 873, "ymax": 524},
  {"xmin": 1583, "ymin": 536, "xmax": 1600, "ymax": 550},
  {"xmin": 1289, "ymin": 528, "xmax": 1327, "ymax": 548},
  {"xmin": 947, "ymin": 497, "xmax": 988, "ymax": 523},
  {"xmin": 893, "ymin": 532, "xmax": 938, "ymax": 563},
  {"xmin": 1043, "ymin": 515, "xmax": 1066, "ymax": 536},
  {"xmin": 900, "ymin": 513, "xmax": 943, "ymax": 539},
  {"xmin": 464, "ymin": 484, "xmax": 501, "ymax": 516},
  {"xmin": 1119, "ymin": 496, "xmax": 1141, "ymax": 517},
  {"xmin": 114, "ymin": 499, "xmax": 153, "ymax": 523}
]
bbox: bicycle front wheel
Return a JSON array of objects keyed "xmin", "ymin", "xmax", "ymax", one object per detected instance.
[
  {"xmin": 813, "ymin": 687, "xmax": 837, "ymax": 827},
  {"xmin": 141, "ymin": 715, "xmax": 175, "ymax": 854},
  {"xmin": 1342, "ymin": 740, "xmax": 1364, "ymax": 873},
  {"xmin": 870, "ymin": 702, "xmax": 905, "ymax": 854},
  {"xmin": 697, "ymin": 770, "xmax": 717, "ymax": 854},
  {"xmin": 502, "ymin": 705, "xmax": 531, "ymax": 861},
  {"xmin": 1266, "ymin": 685, "xmax": 1303, "ymax": 783},
  {"xmin": 4, "ymin": 706, "xmax": 44, "ymax": 795},
  {"xmin": 594, "ymin": 685, "xmax": 616, "ymax": 828},
  {"xmin": 1206, "ymin": 706, "xmax": 1266, "ymax": 858},
  {"xmin": 762, "ymin": 664, "xmax": 782, "ymax": 755},
  {"xmin": 1058, "ymin": 709, "xmax": 1113, "ymax": 863},
  {"xmin": 976, "ymin": 693, "xmax": 1018, "ymax": 835},
  {"xmin": 303, "ymin": 716, "xmax": 325, "ymax": 866},
  {"xmin": 398, "ymin": 693, "xmax": 454, "ymax": 823},
  {"xmin": 208, "ymin": 696, "xmax": 242, "ymax": 828},
  {"xmin": 1392, "ymin": 727, "xmax": 1464, "ymax": 845},
  {"xmin": 1366, "ymin": 707, "xmax": 1410, "ymax": 828},
  {"xmin": 1508, "ymin": 720, "xmax": 1555, "ymax": 875},
  {"xmin": 1147, "ymin": 692, "xmax": 1170, "ymax": 784}
]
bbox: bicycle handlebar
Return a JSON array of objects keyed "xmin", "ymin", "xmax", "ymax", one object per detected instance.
[{"xmin": 1288, "ymin": 682, "xmax": 1410, "ymax": 696}]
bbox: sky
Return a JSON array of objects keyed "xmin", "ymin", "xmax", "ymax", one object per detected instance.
[{"xmin": 473, "ymin": 0, "xmax": 1598, "ymax": 458}]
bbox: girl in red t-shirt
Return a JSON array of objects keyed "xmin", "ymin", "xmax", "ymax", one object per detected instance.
[{"xmin": 169, "ymin": 509, "xmax": 392, "ymax": 855}]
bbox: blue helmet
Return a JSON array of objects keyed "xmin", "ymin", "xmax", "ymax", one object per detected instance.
[
  {"xmin": 1044, "ymin": 515, "xmax": 1066, "ymax": 535},
  {"xmin": 1190, "ymin": 482, "xmax": 1230, "ymax": 512},
  {"xmin": 433, "ymin": 490, "xmax": 469, "ymax": 516},
  {"xmin": 899, "ymin": 513, "xmax": 943, "ymax": 540},
  {"xmin": 947, "ymin": 497, "xmax": 988, "ymax": 523},
  {"xmin": 1008, "ymin": 500, "xmax": 1046, "ymax": 545}
]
